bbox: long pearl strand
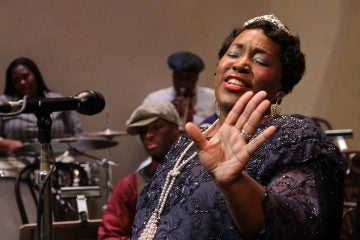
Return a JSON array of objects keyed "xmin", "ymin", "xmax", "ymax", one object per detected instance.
[{"xmin": 139, "ymin": 120, "xmax": 219, "ymax": 240}]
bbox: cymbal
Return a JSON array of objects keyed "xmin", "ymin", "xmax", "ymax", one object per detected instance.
[
  {"xmin": 54, "ymin": 136, "xmax": 118, "ymax": 151},
  {"xmin": 14, "ymin": 142, "xmax": 69, "ymax": 156},
  {"xmin": 86, "ymin": 128, "xmax": 127, "ymax": 138}
]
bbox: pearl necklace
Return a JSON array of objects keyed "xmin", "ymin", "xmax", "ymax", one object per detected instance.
[{"xmin": 139, "ymin": 119, "xmax": 219, "ymax": 240}]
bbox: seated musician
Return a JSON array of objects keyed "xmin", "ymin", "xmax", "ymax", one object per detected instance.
[{"xmin": 97, "ymin": 101, "xmax": 182, "ymax": 240}]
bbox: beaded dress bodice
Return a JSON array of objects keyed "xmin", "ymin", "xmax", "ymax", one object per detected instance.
[{"xmin": 132, "ymin": 114, "xmax": 345, "ymax": 240}]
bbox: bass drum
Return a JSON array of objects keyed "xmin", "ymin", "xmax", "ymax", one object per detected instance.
[
  {"xmin": 0, "ymin": 177, "xmax": 37, "ymax": 240},
  {"xmin": 0, "ymin": 157, "xmax": 36, "ymax": 239}
]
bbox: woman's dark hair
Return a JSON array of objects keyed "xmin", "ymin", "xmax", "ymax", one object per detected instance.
[
  {"xmin": 5, "ymin": 57, "xmax": 50, "ymax": 97},
  {"xmin": 218, "ymin": 21, "xmax": 305, "ymax": 94}
]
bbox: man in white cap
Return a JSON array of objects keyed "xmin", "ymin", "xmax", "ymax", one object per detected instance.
[
  {"xmin": 98, "ymin": 101, "xmax": 182, "ymax": 240},
  {"xmin": 143, "ymin": 51, "xmax": 216, "ymax": 128}
]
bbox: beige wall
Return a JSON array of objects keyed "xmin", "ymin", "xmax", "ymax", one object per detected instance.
[{"xmin": 0, "ymin": 0, "xmax": 359, "ymax": 191}]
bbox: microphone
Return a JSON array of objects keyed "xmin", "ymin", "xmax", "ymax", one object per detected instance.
[{"xmin": 0, "ymin": 90, "xmax": 105, "ymax": 115}]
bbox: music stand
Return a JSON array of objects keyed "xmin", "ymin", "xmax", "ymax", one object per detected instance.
[
  {"xmin": 19, "ymin": 219, "xmax": 102, "ymax": 240},
  {"xmin": 324, "ymin": 129, "xmax": 353, "ymax": 151}
]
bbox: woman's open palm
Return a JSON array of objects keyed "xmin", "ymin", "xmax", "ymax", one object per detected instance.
[{"xmin": 186, "ymin": 91, "xmax": 276, "ymax": 186}]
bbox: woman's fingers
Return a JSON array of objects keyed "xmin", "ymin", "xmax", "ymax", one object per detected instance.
[
  {"xmin": 186, "ymin": 90, "xmax": 276, "ymax": 167},
  {"xmin": 246, "ymin": 126, "xmax": 276, "ymax": 155},
  {"xmin": 235, "ymin": 91, "xmax": 267, "ymax": 131},
  {"xmin": 224, "ymin": 91, "xmax": 254, "ymax": 127},
  {"xmin": 225, "ymin": 91, "xmax": 269, "ymax": 139},
  {"xmin": 241, "ymin": 99, "xmax": 271, "ymax": 137},
  {"xmin": 225, "ymin": 91, "xmax": 268, "ymax": 131}
]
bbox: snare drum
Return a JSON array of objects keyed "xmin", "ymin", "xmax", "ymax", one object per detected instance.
[{"xmin": 0, "ymin": 157, "xmax": 26, "ymax": 178}]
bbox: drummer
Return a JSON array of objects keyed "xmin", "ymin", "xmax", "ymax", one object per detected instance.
[
  {"xmin": 0, "ymin": 57, "xmax": 83, "ymax": 239},
  {"xmin": 98, "ymin": 101, "xmax": 182, "ymax": 239},
  {"xmin": 0, "ymin": 57, "xmax": 83, "ymax": 166}
]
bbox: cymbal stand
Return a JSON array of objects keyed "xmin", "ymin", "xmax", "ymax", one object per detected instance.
[
  {"xmin": 101, "ymin": 154, "xmax": 112, "ymax": 207},
  {"xmin": 102, "ymin": 140, "xmax": 120, "ymax": 207},
  {"xmin": 102, "ymin": 110, "xmax": 116, "ymax": 207}
]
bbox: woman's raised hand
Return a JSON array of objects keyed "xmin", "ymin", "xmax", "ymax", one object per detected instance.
[{"xmin": 185, "ymin": 91, "xmax": 276, "ymax": 187}]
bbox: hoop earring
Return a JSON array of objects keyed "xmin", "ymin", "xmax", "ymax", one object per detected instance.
[{"xmin": 270, "ymin": 97, "xmax": 282, "ymax": 118}]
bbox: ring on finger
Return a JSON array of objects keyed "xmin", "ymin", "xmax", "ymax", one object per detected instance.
[{"xmin": 240, "ymin": 129, "xmax": 251, "ymax": 139}]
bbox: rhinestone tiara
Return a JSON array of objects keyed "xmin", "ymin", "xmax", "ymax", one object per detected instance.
[{"xmin": 243, "ymin": 14, "xmax": 291, "ymax": 34}]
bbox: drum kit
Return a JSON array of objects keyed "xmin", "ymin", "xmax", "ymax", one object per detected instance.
[
  {"xmin": 14, "ymin": 128, "xmax": 126, "ymax": 155},
  {"xmin": 1, "ymin": 127, "xmax": 128, "ymax": 223}
]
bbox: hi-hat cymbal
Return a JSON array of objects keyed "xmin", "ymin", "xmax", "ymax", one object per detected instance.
[
  {"xmin": 14, "ymin": 142, "xmax": 69, "ymax": 156},
  {"xmin": 54, "ymin": 136, "xmax": 118, "ymax": 151},
  {"xmin": 86, "ymin": 128, "xmax": 127, "ymax": 138}
]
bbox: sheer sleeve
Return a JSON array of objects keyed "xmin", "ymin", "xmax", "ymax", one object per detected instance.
[{"xmin": 258, "ymin": 160, "xmax": 343, "ymax": 239}]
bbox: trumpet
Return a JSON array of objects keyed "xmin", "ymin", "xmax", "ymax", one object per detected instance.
[{"xmin": 174, "ymin": 88, "xmax": 191, "ymax": 130}]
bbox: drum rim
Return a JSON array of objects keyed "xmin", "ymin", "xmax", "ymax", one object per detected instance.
[{"xmin": 0, "ymin": 169, "xmax": 17, "ymax": 178}]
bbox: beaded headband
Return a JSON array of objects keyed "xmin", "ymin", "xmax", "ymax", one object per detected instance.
[{"xmin": 243, "ymin": 14, "xmax": 291, "ymax": 35}]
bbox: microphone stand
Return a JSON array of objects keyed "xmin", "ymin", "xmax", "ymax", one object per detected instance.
[
  {"xmin": 0, "ymin": 91, "xmax": 105, "ymax": 239},
  {"xmin": 36, "ymin": 112, "xmax": 54, "ymax": 240}
]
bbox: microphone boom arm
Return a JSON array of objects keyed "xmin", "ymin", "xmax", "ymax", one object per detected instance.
[
  {"xmin": 0, "ymin": 95, "xmax": 29, "ymax": 116},
  {"xmin": 0, "ymin": 90, "xmax": 105, "ymax": 116}
]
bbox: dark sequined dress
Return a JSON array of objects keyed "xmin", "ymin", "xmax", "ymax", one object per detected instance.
[{"xmin": 132, "ymin": 115, "xmax": 345, "ymax": 240}]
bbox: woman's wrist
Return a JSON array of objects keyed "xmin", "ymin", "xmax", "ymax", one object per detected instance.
[{"xmin": 216, "ymin": 171, "xmax": 248, "ymax": 194}]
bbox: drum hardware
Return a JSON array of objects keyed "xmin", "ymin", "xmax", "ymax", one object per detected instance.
[
  {"xmin": 92, "ymin": 110, "xmax": 127, "ymax": 139},
  {"xmin": 85, "ymin": 127, "xmax": 125, "ymax": 189},
  {"xmin": 67, "ymin": 149, "xmax": 118, "ymax": 168},
  {"xmin": 0, "ymin": 91, "xmax": 106, "ymax": 240},
  {"xmin": 14, "ymin": 142, "xmax": 69, "ymax": 156},
  {"xmin": 54, "ymin": 136, "xmax": 118, "ymax": 152},
  {"xmin": 14, "ymin": 136, "xmax": 119, "ymax": 157},
  {"xmin": 89, "ymin": 110, "xmax": 127, "ymax": 208},
  {"xmin": 0, "ymin": 158, "xmax": 24, "ymax": 178},
  {"xmin": 67, "ymin": 150, "xmax": 118, "ymax": 186},
  {"xmin": 0, "ymin": 169, "xmax": 17, "ymax": 178},
  {"xmin": 55, "ymin": 151, "xmax": 75, "ymax": 163},
  {"xmin": 21, "ymin": 136, "xmax": 116, "ymax": 236},
  {"xmin": 69, "ymin": 146, "xmax": 119, "ymax": 206},
  {"xmin": 59, "ymin": 186, "xmax": 101, "ymax": 223},
  {"xmin": 59, "ymin": 186, "xmax": 101, "ymax": 198},
  {"xmin": 86, "ymin": 128, "xmax": 127, "ymax": 139},
  {"xmin": 8, "ymin": 133, "xmax": 121, "ymax": 223}
]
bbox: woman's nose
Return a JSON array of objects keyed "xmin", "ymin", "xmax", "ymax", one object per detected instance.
[
  {"xmin": 232, "ymin": 57, "xmax": 250, "ymax": 73},
  {"xmin": 16, "ymin": 78, "xmax": 28, "ymax": 86}
]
